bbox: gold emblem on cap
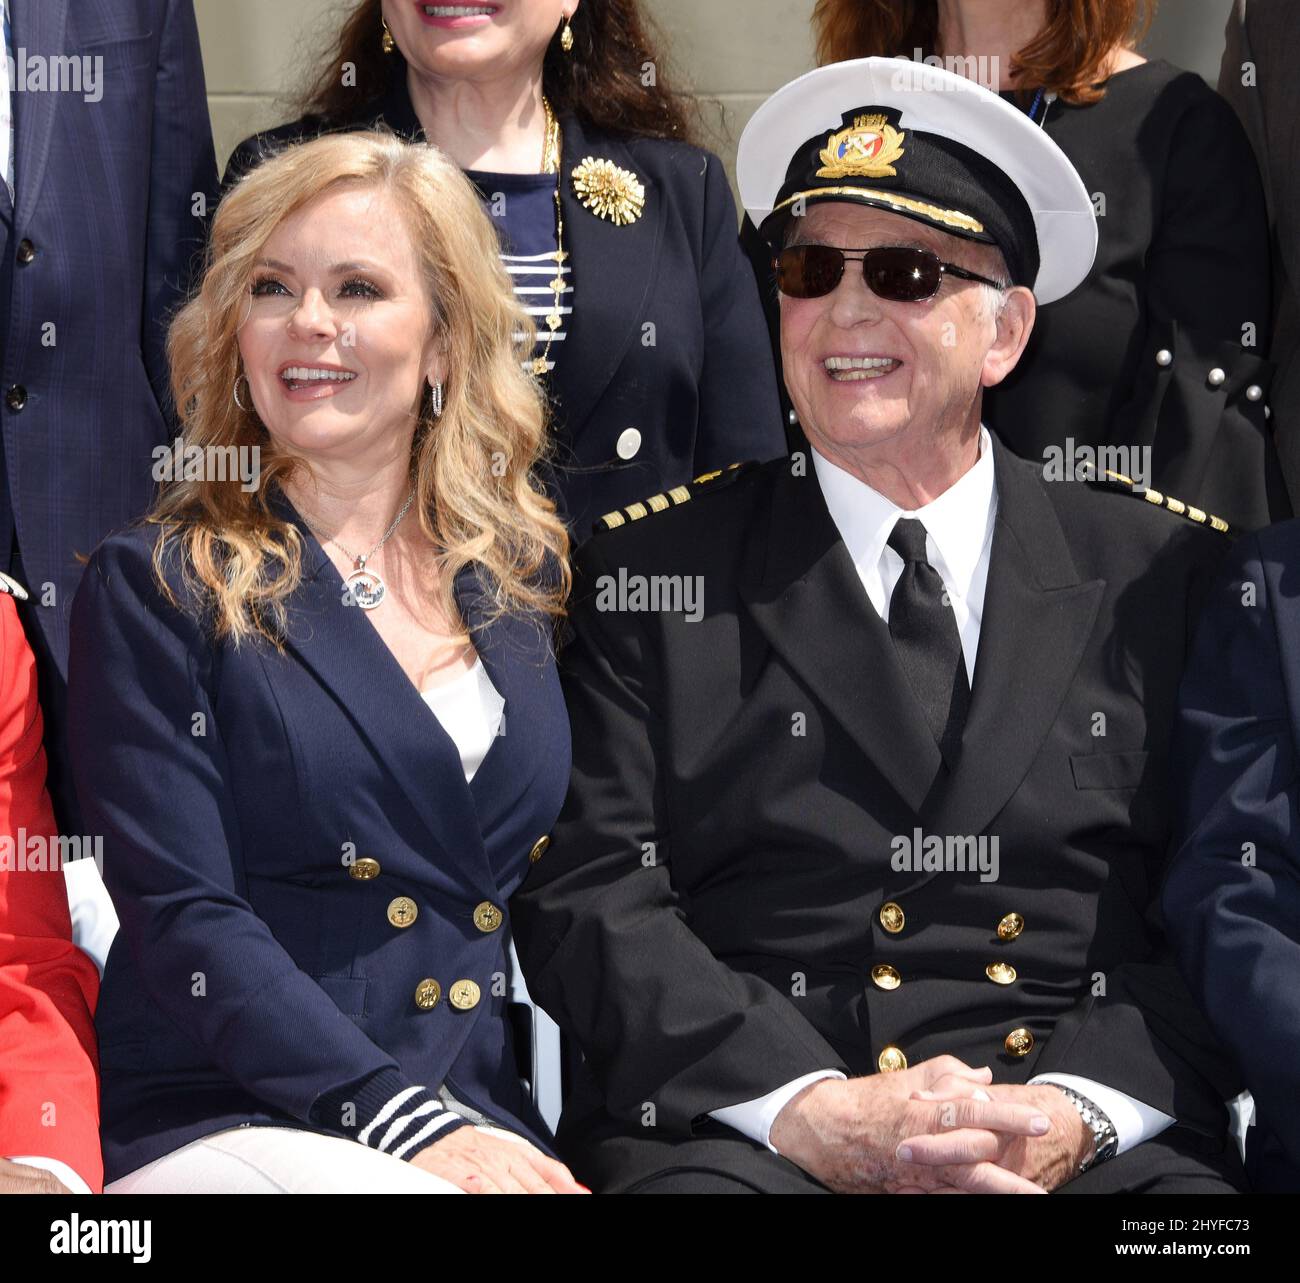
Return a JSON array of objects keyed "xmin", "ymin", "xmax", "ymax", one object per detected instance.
[
  {"xmin": 817, "ymin": 113, "xmax": 906, "ymax": 180},
  {"xmin": 572, "ymin": 157, "xmax": 646, "ymax": 226}
]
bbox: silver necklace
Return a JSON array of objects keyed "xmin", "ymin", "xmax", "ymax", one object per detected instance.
[{"xmin": 302, "ymin": 488, "xmax": 417, "ymax": 610}]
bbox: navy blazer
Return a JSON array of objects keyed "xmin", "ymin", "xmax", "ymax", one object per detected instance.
[
  {"xmin": 0, "ymin": 0, "xmax": 217, "ymax": 669},
  {"xmin": 67, "ymin": 496, "xmax": 571, "ymax": 1184},
  {"xmin": 221, "ymin": 81, "xmax": 786, "ymax": 537},
  {"xmin": 1164, "ymin": 525, "xmax": 1300, "ymax": 1195},
  {"xmin": 1165, "ymin": 524, "xmax": 1300, "ymax": 1192}
]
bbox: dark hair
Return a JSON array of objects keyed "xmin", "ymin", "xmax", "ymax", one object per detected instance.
[
  {"xmin": 300, "ymin": 0, "xmax": 697, "ymax": 141},
  {"xmin": 812, "ymin": 0, "xmax": 1156, "ymax": 106}
]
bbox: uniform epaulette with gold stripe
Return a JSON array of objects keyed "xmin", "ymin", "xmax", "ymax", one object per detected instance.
[
  {"xmin": 593, "ymin": 461, "xmax": 754, "ymax": 534},
  {"xmin": 1085, "ymin": 468, "xmax": 1230, "ymax": 534},
  {"xmin": 0, "ymin": 570, "xmax": 29, "ymax": 600}
]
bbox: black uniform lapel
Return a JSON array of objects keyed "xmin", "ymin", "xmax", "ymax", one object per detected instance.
[
  {"xmin": 546, "ymin": 114, "xmax": 664, "ymax": 449},
  {"xmin": 739, "ymin": 465, "xmax": 944, "ymax": 815},
  {"xmin": 918, "ymin": 441, "xmax": 1105, "ymax": 849}
]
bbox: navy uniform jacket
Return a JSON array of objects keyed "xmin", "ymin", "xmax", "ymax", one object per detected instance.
[
  {"xmin": 67, "ymin": 496, "xmax": 570, "ymax": 1184},
  {"xmin": 513, "ymin": 439, "xmax": 1245, "ymax": 1194},
  {"xmin": 1165, "ymin": 522, "xmax": 1300, "ymax": 1192},
  {"xmin": 221, "ymin": 79, "xmax": 786, "ymax": 538}
]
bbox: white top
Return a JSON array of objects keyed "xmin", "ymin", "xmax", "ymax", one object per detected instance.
[
  {"xmin": 421, "ymin": 658, "xmax": 505, "ymax": 784},
  {"xmin": 710, "ymin": 428, "xmax": 1174, "ymax": 1160}
]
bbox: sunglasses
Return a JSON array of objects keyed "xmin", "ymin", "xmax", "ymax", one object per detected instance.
[{"xmin": 776, "ymin": 244, "xmax": 1006, "ymax": 302}]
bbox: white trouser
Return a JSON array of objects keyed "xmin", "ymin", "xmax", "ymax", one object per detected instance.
[{"xmin": 103, "ymin": 1125, "xmax": 465, "ymax": 1194}]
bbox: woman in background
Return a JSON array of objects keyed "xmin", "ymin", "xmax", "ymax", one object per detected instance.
[
  {"xmin": 750, "ymin": 0, "xmax": 1286, "ymax": 530},
  {"xmin": 224, "ymin": 0, "xmax": 786, "ymax": 538}
]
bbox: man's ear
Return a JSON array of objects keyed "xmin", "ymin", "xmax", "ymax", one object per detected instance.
[{"xmin": 981, "ymin": 286, "xmax": 1036, "ymax": 388}]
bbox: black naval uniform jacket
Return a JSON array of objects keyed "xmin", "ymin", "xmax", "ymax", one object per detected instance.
[{"xmin": 512, "ymin": 436, "xmax": 1244, "ymax": 1192}]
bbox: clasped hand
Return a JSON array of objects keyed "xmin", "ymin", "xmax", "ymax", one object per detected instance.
[{"xmin": 768, "ymin": 1056, "xmax": 1092, "ymax": 1194}]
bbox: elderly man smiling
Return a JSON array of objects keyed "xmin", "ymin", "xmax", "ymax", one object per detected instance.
[{"xmin": 512, "ymin": 58, "xmax": 1245, "ymax": 1195}]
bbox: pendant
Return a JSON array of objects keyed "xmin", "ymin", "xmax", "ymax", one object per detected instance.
[{"xmin": 345, "ymin": 567, "xmax": 387, "ymax": 610}]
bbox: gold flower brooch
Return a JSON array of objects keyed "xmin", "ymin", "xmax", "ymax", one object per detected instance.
[{"xmin": 571, "ymin": 157, "xmax": 646, "ymax": 226}]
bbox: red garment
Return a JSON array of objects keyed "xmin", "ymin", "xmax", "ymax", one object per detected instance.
[{"xmin": 0, "ymin": 594, "xmax": 102, "ymax": 1191}]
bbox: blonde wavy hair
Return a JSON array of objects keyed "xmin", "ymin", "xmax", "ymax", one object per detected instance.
[{"xmin": 152, "ymin": 130, "xmax": 569, "ymax": 646}]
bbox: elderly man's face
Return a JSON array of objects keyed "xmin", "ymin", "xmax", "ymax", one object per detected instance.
[{"xmin": 779, "ymin": 203, "xmax": 1032, "ymax": 461}]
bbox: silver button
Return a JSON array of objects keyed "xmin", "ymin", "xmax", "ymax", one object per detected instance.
[
  {"xmin": 615, "ymin": 427, "xmax": 642, "ymax": 460},
  {"xmin": 1208, "ymin": 368, "xmax": 1226, "ymax": 387},
  {"xmin": 1155, "ymin": 349, "xmax": 1173, "ymax": 367},
  {"xmin": 1246, "ymin": 384, "xmax": 1263, "ymax": 402},
  {"xmin": 787, "ymin": 408, "xmax": 799, "ymax": 426}
]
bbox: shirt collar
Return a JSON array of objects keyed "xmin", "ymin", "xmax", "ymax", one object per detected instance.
[{"xmin": 812, "ymin": 426, "xmax": 998, "ymax": 595}]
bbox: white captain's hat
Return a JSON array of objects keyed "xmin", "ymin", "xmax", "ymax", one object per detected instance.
[{"xmin": 738, "ymin": 57, "xmax": 1097, "ymax": 305}]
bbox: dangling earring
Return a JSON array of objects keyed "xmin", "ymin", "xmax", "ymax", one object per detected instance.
[
  {"xmin": 233, "ymin": 373, "xmax": 252, "ymax": 412},
  {"xmin": 560, "ymin": 15, "xmax": 574, "ymax": 53},
  {"xmin": 431, "ymin": 381, "xmax": 443, "ymax": 418},
  {"xmin": 382, "ymin": 16, "xmax": 395, "ymax": 55}
]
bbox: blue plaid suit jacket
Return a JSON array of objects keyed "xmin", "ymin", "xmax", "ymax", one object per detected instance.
[{"xmin": 0, "ymin": 0, "xmax": 218, "ymax": 672}]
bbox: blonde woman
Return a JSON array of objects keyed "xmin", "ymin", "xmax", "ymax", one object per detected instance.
[{"xmin": 66, "ymin": 132, "xmax": 584, "ymax": 1194}]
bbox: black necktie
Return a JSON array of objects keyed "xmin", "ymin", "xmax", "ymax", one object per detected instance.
[{"xmin": 886, "ymin": 518, "xmax": 970, "ymax": 763}]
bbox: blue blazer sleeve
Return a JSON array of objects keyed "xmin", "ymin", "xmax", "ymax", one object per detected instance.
[
  {"xmin": 141, "ymin": 0, "xmax": 219, "ymax": 418},
  {"xmin": 1164, "ymin": 528, "xmax": 1300, "ymax": 1163},
  {"xmin": 66, "ymin": 533, "xmax": 465, "ymax": 1154},
  {"xmin": 691, "ymin": 153, "xmax": 786, "ymax": 473}
]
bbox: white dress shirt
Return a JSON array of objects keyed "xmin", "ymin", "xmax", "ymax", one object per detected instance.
[{"xmin": 711, "ymin": 429, "xmax": 1174, "ymax": 1159}]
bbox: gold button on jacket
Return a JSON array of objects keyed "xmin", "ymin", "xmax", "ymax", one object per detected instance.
[
  {"xmin": 879, "ymin": 901, "xmax": 905, "ymax": 933},
  {"xmin": 1004, "ymin": 1027, "xmax": 1034, "ymax": 1056},
  {"xmin": 986, "ymin": 962, "xmax": 1017, "ymax": 985},
  {"xmin": 473, "ymin": 901, "xmax": 503, "ymax": 933},
  {"xmin": 997, "ymin": 912, "xmax": 1025, "ymax": 940},
  {"xmin": 414, "ymin": 979, "xmax": 441, "ymax": 1010},
  {"xmin": 870, "ymin": 963, "xmax": 902, "ymax": 990},
  {"xmin": 878, "ymin": 1045, "xmax": 908, "ymax": 1073},
  {"xmin": 529, "ymin": 835, "xmax": 550, "ymax": 864},
  {"xmin": 449, "ymin": 979, "xmax": 481, "ymax": 1011},
  {"xmin": 387, "ymin": 896, "xmax": 418, "ymax": 928},
  {"xmin": 349, "ymin": 857, "xmax": 381, "ymax": 880}
]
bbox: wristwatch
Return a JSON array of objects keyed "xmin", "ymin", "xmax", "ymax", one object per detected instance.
[{"xmin": 1054, "ymin": 1086, "xmax": 1119, "ymax": 1172}]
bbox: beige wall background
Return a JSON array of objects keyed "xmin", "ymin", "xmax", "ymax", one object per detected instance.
[{"xmin": 196, "ymin": 0, "xmax": 1235, "ymax": 194}]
